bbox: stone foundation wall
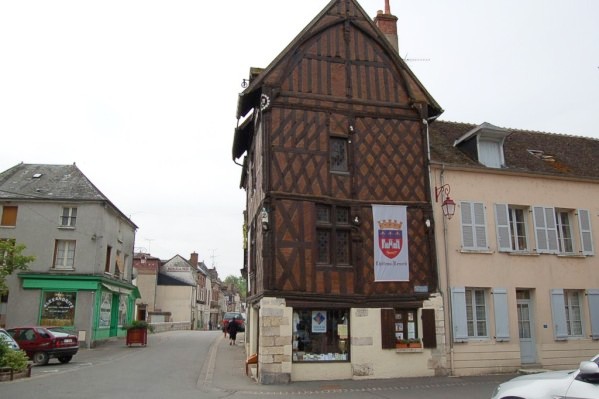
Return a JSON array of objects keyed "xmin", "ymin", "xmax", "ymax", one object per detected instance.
[{"xmin": 258, "ymin": 297, "xmax": 292, "ymax": 384}]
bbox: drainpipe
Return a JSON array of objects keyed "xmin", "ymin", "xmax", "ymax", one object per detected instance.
[
  {"xmin": 424, "ymin": 118, "xmax": 454, "ymax": 376},
  {"xmin": 440, "ymin": 166, "xmax": 455, "ymax": 376}
]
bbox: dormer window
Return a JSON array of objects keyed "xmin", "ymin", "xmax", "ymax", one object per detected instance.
[{"xmin": 454, "ymin": 122, "xmax": 510, "ymax": 169}]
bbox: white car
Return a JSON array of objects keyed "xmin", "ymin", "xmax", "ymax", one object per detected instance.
[
  {"xmin": 491, "ymin": 355, "xmax": 599, "ymax": 399},
  {"xmin": 0, "ymin": 328, "xmax": 20, "ymax": 350}
]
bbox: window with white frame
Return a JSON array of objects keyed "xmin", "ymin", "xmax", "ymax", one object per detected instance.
[
  {"xmin": 451, "ymin": 287, "xmax": 490, "ymax": 341},
  {"xmin": 555, "ymin": 209, "xmax": 574, "ymax": 254},
  {"xmin": 466, "ymin": 288, "xmax": 488, "ymax": 337},
  {"xmin": 550, "ymin": 288, "xmax": 584, "ymax": 339},
  {"xmin": 533, "ymin": 207, "xmax": 593, "ymax": 255},
  {"xmin": 495, "ymin": 204, "xmax": 528, "ymax": 252},
  {"xmin": 460, "ymin": 201, "xmax": 487, "ymax": 250},
  {"xmin": 53, "ymin": 240, "xmax": 75, "ymax": 269},
  {"xmin": 564, "ymin": 290, "xmax": 583, "ymax": 336},
  {"xmin": 60, "ymin": 207, "xmax": 77, "ymax": 227}
]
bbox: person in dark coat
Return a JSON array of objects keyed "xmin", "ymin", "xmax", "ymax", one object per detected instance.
[{"xmin": 227, "ymin": 316, "xmax": 239, "ymax": 345}]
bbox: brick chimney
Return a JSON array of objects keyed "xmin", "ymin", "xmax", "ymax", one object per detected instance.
[
  {"xmin": 189, "ymin": 252, "xmax": 199, "ymax": 267},
  {"xmin": 374, "ymin": 0, "xmax": 399, "ymax": 54}
]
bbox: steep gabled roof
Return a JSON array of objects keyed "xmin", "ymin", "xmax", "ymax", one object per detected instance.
[
  {"xmin": 233, "ymin": 0, "xmax": 442, "ymax": 160},
  {"xmin": 430, "ymin": 121, "xmax": 599, "ymax": 179}
]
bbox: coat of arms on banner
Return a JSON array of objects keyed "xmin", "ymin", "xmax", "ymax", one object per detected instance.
[{"xmin": 378, "ymin": 219, "xmax": 403, "ymax": 259}]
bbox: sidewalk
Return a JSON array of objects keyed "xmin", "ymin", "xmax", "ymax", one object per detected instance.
[{"xmin": 207, "ymin": 332, "xmax": 515, "ymax": 396}]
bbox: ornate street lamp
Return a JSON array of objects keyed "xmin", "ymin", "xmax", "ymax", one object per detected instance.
[{"xmin": 434, "ymin": 184, "xmax": 456, "ymax": 219}]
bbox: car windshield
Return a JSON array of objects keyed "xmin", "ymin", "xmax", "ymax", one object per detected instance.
[{"xmin": 224, "ymin": 312, "xmax": 241, "ymax": 319}]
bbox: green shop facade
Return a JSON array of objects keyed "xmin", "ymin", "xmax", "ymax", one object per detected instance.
[{"xmin": 18, "ymin": 273, "xmax": 140, "ymax": 348}]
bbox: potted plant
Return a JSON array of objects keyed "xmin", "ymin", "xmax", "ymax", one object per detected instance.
[
  {"xmin": 396, "ymin": 339, "xmax": 409, "ymax": 349},
  {"xmin": 408, "ymin": 338, "xmax": 422, "ymax": 348},
  {"xmin": 124, "ymin": 320, "xmax": 153, "ymax": 347}
]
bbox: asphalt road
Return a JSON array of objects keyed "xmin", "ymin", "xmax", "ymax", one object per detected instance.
[{"xmin": 0, "ymin": 330, "xmax": 515, "ymax": 399}]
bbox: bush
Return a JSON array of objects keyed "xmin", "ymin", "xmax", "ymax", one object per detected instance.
[
  {"xmin": 123, "ymin": 320, "xmax": 154, "ymax": 332},
  {"xmin": 0, "ymin": 340, "xmax": 29, "ymax": 372}
]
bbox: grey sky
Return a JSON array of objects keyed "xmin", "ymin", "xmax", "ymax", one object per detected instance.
[{"xmin": 1, "ymin": 0, "xmax": 597, "ymax": 278}]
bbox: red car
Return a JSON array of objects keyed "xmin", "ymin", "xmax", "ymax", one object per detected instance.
[
  {"xmin": 7, "ymin": 326, "xmax": 79, "ymax": 365},
  {"xmin": 222, "ymin": 312, "xmax": 245, "ymax": 332}
]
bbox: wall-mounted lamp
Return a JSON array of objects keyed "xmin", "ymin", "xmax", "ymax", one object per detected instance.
[
  {"xmin": 353, "ymin": 216, "xmax": 360, "ymax": 225},
  {"xmin": 261, "ymin": 208, "xmax": 269, "ymax": 231},
  {"xmin": 434, "ymin": 184, "xmax": 456, "ymax": 219}
]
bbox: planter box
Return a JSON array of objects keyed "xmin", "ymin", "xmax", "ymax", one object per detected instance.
[
  {"xmin": 126, "ymin": 327, "xmax": 147, "ymax": 346},
  {"xmin": 0, "ymin": 364, "xmax": 32, "ymax": 382}
]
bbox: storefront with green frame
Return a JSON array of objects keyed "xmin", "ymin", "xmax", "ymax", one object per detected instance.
[{"xmin": 18, "ymin": 273, "xmax": 140, "ymax": 347}]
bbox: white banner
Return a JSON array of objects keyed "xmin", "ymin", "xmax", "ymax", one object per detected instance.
[{"xmin": 372, "ymin": 205, "xmax": 409, "ymax": 281}]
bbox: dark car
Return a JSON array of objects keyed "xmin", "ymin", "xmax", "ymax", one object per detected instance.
[
  {"xmin": 222, "ymin": 312, "xmax": 245, "ymax": 332},
  {"xmin": 7, "ymin": 326, "xmax": 79, "ymax": 365}
]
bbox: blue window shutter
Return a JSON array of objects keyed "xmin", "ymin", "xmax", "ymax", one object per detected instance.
[
  {"xmin": 494, "ymin": 204, "xmax": 511, "ymax": 252},
  {"xmin": 587, "ymin": 289, "xmax": 599, "ymax": 339},
  {"xmin": 550, "ymin": 289, "xmax": 568, "ymax": 340},
  {"xmin": 451, "ymin": 287, "xmax": 468, "ymax": 342},
  {"xmin": 578, "ymin": 209, "xmax": 594, "ymax": 255},
  {"xmin": 493, "ymin": 288, "xmax": 510, "ymax": 341}
]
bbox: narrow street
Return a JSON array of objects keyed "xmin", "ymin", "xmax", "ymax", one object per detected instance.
[{"xmin": 0, "ymin": 330, "xmax": 515, "ymax": 399}]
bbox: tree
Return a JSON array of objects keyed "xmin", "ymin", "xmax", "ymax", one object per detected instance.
[
  {"xmin": 0, "ymin": 240, "xmax": 35, "ymax": 294},
  {"xmin": 223, "ymin": 275, "xmax": 247, "ymax": 299}
]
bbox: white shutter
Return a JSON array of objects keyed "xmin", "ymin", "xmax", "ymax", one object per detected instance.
[
  {"xmin": 588, "ymin": 289, "xmax": 599, "ymax": 339},
  {"xmin": 473, "ymin": 202, "xmax": 488, "ymax": 249},
  {"xmin": 451, "ymin": 287, "xmax": 468, "ymax": 342},
  {"xmin": 461, "ymin": 202, "xmax": 475, "ymax": 249},
  {"xmin": 533, "ymin": 206, "xmax": 558, "ymax": 253},
  {"xmin": 578, "ymin": 209, "xmax": 594, "ymax": 255},
  {"xmin": 495, "ymin": 204, "xmax": 512, "ymax": 252},
  {"xmin": 492, "ymin": 288, "xmax": 510, "ymax": 341},
  {"xmin": 550, "ymin": 289, "xmax": 568, "ymax": 340}
]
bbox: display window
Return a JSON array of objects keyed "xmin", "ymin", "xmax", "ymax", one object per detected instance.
[
  {"xmin": 40, "ymin": 291, "xmax": 76, "ymax": 327},
  {"xmin": 292, "ymin": 309, "xmax": 349, "ymax": 362},
  {"xmin": 99, "ymin": 291, "xmax": 112, "ymax": 328}
]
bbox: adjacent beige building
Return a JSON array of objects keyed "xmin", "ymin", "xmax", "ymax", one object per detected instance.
[{"xmin": 429, "ymin": 121, "xmax": 599, "ymax": 375}]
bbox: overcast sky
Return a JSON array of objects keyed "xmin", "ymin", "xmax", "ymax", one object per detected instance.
[{"xmin": 1, "ymin": 1, "xmax": 598, "ymax": 278}]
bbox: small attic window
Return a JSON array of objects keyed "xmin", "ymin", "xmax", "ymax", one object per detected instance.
[
  {"xmin": 32, "ymin": 173, "xmax": 42, "ymax": 178},
  {"xmin": 454, "ymin": 122, "xmax": 510, "ymax": 169}
]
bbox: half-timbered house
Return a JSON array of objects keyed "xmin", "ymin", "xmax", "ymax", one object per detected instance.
[{"xmin": 232, "ymin": 0, "xmax": 446, "ymax": 383}]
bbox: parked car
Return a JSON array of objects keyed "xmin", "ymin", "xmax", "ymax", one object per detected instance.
[
  {"xmin": 7, "ymin": 326, "xmax": 79, "ymax": 365},
  {"xmin": 0, "ymin": 328, "xmax": 20, "ymax": 350},
  {"xmin": 222, "ymin": 312, "xmax": 245, "ymax": 332},
  {"xmin": 491, "ymin": 354, "xmax": 599, "ymax": 399}
]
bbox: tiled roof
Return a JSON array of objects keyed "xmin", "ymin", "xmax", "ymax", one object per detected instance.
[
  {"xmin": 430, "ymin": 121, "xmax": 599, "ymax": 179},
  {"xmin": 0, "ymin": 163, "xmax": 107, "ymax": 200}
]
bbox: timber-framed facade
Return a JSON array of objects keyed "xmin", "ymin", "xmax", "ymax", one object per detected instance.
[{"xmin": 233, "ymin": 0, "xmax": 446, "ymax": 383}]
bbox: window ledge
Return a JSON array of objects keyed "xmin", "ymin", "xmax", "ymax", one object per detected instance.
[
  {"xmin": 57, "ymin": 226, "xmax": 75, "ymax": 230},
  {"xmin": 459, "ymin": 249, "xmax": 493, "ymax": 254},
  {"xmin": 51, "ymin": 268, "xmax": 75, "ymax": 272},
  {"xmin": 557, "ymin": 254, "xmax": 587, "ymax": 259},
  {"xmin": 395, "ymin": 348, "xmax": 423, "ymax": 353},
  {"xmin": 507, "ymin": 252, "xmax": 540, "ymax": 257}
]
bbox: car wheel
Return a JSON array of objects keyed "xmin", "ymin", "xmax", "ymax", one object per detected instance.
[
  {"xmin": 58, "ymin": 355, "xmax": 73, "ymax": 364},
  {"xmin": 33, "ymin": 351, "xmax": 50, "ymax": 365}
]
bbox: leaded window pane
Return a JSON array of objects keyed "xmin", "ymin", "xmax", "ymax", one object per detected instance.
[
  {"xmin": 317, "ymin": 230, "xmax": 330, "ymax": 264},
  {"xmin": 330, "ymin": 138, "xmax": 348, "ymax": 172}
]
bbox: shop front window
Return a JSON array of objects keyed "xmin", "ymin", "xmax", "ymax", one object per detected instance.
[
  {"xmin": 40, "ymin": 291, "xmax": 76, "ymax": 327},
  {"xmin": 292, "ymin": 309, "xmax": 349, "ymax": 362},
  {"xmin": 99, "ymin": 291, "xmax": 112, "ymax": 328},
  {"xmin": 118, "ymin": 295, "xmax": 128, "ymax": 326}
]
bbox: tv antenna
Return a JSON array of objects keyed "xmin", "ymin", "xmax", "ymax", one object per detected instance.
[{"xmin": 403, "ymin": 53, "xmax": 430, "ymax": 63}]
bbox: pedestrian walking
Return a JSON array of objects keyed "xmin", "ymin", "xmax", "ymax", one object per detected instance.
[{"xmin": 227, "ymin": 316, "xmax": 239, "ymax": 345}]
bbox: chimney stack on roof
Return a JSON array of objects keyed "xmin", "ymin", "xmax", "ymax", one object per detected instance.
[
  {"xmin": 190, "ymin": 252, "xmax": 199, "ymax": 267},
  {"xmin": 374, "ymin": 0, "xmax": 399, "ymax": 54}
]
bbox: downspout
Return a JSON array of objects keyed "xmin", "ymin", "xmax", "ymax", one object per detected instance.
[
  {"xmin": 424, "ymin": 118, "xmax": 454, "ymax": 376},
  {"xmin": 440, "ymin": 165, "xmax": 455, "ymax": 376}
]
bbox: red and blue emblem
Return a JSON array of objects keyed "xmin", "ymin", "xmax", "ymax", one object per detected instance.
[{"xmin": 378, "ymin": 226, "xmax": 403, "ymax": 259}]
